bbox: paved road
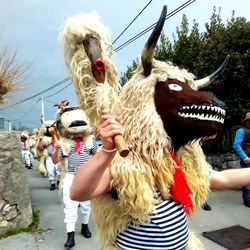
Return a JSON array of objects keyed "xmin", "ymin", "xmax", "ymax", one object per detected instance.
[
  {"xmin": 0, "ymin": 160, "xmax": 250, "ymax": 249},
  {"xmin": 27, "ymin": 161, "xmax": 100, "ymax": 250}
]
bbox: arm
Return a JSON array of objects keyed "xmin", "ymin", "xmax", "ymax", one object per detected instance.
[
  {"xmin": 210, "ymin": 168, "xmax": 250, "ymax": 190},
  {"xmin": 70, "ymin": 115, "xmax": 124, "ymax": 201},
  {"xmin": 52, "ymin": 142, "xmax": 61, "ymax": 164},
  {"xmin": 233, "ymin": 128, "xmax": 248, "ymax": 161},
  {"xmin": 70, "ymin": 149, "xmax": 115, "ymax": 201}
]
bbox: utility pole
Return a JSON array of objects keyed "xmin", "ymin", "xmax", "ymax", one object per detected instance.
[
  {"xmin": 8, "ymin": 120, "xmax": 11, "ymax": 131},
  {"xmin": 40, "ymin": 97, "xmax": 45, "ymax": 123}
]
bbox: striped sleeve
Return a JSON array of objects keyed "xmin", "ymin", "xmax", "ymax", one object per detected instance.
[{"xmin": 91, "ymin": 138, "xmax": 99, "ymax": 155}]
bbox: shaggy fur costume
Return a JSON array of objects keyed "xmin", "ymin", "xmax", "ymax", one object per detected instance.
[
  {"xmin": 54, "ymin": 102, "xmax": 94, "ymax": 156},
  {"xmin": 54, "ymin": 101, "xmax": 96, "ymax": 200},
  {"xmin": 36, "ymin": 120, "xmax": 55, "ymax": 177},
  {"xmin": 58, "ymin": 11, "xmax": 120, "ymax": 129},
  {"xmin": 59, "ymin": 9, "xmax": 227, "ymax": 250}
]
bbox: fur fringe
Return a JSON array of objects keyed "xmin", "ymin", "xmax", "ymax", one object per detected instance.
[{"xmin": 185, "ymin": 231, "xmax": 206, "ymax": 250}]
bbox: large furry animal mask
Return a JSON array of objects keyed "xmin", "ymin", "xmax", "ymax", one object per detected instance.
[
  {"xmin": 59, "ymin": 7, "xmax": 229, "ymax": 154},
  {"xmin": 58, "ymin": 11, "xmax": 120, "ymax": 130},
  {"xmin": 55, "ymin": 100, "xmax": 92, "ymax": 139},
  {"xmin": 40, "ymin": 120, "xmax": 56, "ymax": 137},
  {"xmin": 119, "ymin": 6, "xmax": 229, "ymax": 152},
  {"xmin": 58, "ymin": 7, "xmax": 230, "ymax": 248}
]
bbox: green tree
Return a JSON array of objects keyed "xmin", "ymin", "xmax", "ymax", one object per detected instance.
[
  {"xmin": 154, "ymin": 32, "xmax": 173, "ymax": 61},
  {"xmin": 119, "ymin": 59, "xmax": 139, "ymax": 86},
  {"xmin": 199, "ymin": 9, "xmax": 250, "ymax": 132},
  {"xmin": 172, "ymin": 14, "xmax": 202, "ymax": 72}
]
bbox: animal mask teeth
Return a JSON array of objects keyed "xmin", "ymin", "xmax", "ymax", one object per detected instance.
[{"xmin": 178, "ymin": 105, "xmax": 225, "ymax": 123}]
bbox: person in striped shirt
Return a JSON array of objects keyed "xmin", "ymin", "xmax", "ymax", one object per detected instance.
[
  {"xmin": 52, "ymin": 131, "xmax": 98, "ymax": 248},
  {"xmin": 70, "ymin": 115, "xmax": 250, "ymax": 250}
]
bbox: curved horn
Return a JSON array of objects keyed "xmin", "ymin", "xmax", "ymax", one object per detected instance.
[
  {"xmin": 54, "ymin": 99, "xmax": 69, "ymax": 110},
  {"xmin": 194, "ymin": 55, "xmax": 230, "ymax": 89},
  {"xmin": 141, "ymin": 5, "xmax": 167, "ymax": 77}
]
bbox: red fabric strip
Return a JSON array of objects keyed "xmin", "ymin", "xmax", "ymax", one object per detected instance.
[
  {"xmin": 74, "ymin": 137, "xmax": 83, "ymax": 154},
  {"xmin": 170, "ymin": 151, "xmax": 193, "ymax": 216}
]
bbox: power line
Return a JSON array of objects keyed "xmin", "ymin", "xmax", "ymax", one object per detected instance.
[
  {"xmin": 44, "ymin": 81, "xmax": 72, "ymax": 99},
  {"xmin": 1, "ymin": 0, "xmax": 196, "ymax": 113},
  {"xmin": 112, "ymin": 0, "xmax": 153, "ymax": 45},
  {"xmin": 112, "ymin": 0, "xmax": 197, "ymax": 54},
  {"xmin": 6, "ymin": 81, "xmax": 72, "ymax": 123},
  {"xmin": 0, "ymin": 77, "xmax": 71, "ymax": 111},
  {"xmin": 16, "ymin": 82, "xmax": 72, "ymax": 123},
  {"xmin": 14, "ymin": 99, "xmax": 40, "ymax": 122}
]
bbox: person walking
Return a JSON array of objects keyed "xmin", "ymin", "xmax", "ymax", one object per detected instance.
[
  {"xmin": 233, "ymin": 112, "xmax": 250, "ymax": 207},
  {"xmin": 70, "ymin": 115, "xmax": 250, "ymax": 250},
  {"xmin": 21, "ymin": 131, "xmax": 33, "ymax": 169},
  {"xmin": 52, "ymin": 134, "xmax": 98, "ymax": 248},
  {"xmin": 37, "ymin": 136, "xmax": 58, "ymax": 191}
]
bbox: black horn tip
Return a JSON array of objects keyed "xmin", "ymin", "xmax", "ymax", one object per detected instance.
[
  {"xmin": 162, "ymin": 5, "xmax": 167, "ymax": 17},
  {"xmin": 146, "ymin": 5, "xmax": 168, "ymax": 48},
  {"xmin": 141, "ymin": 5, "xmax": 168, "ymax": 76}
]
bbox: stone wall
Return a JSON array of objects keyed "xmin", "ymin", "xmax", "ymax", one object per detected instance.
[
  {"xmin": 0, "ymin": 131, "xmax": 32, "ymax": 232},
  {"xmin": 206, "ymin": 153, "xmax": 240, "ymax": 170}
]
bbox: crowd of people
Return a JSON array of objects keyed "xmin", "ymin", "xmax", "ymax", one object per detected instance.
[
  {"xmin": 20, "ymin": 111, "xmax": 250, "ymax": 249},
  {"xmin": 18, "ymin": 7, "xmax": 249, "ymax": 250}
]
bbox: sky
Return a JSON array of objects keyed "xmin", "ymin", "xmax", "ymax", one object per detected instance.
[{"xmin": 0, "ymin": 0, "xmax": 249, "ymax": 130}]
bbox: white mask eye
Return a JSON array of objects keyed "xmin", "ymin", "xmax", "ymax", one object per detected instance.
[{"xmin": 168, "ymin": 83, "xmax": 182, "ymax": 91}]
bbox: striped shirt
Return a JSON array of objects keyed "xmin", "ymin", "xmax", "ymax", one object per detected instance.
[
  {"xmin": 116, "ymin": 193, "xmax": 189, "ymax": 250},
  {"xmin": 60, "ymin": 139, "xmax": 98, "ymax": 174},
  {"xmin": 47, "ymin": 144, "xmax": 53, "ymax": 157}
]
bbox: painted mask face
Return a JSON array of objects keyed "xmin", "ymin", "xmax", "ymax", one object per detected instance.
[
  {"xmin": 60, "ymin": 108, "xmax": 89, "ymax": 134},
  {"xmin": 21, "ymin": 132, "xmax": 29, "ymax": 141},
  {"xmin": 56, "ymin": 105, "xmax": 92, "ymax": 138},
  {"xmin": 154, "ymin": 79, "xmax": 226, "ymax": 149},
  {"xmin": 41, "ymin": 120, "xmax": 56, "ymax": 137}
]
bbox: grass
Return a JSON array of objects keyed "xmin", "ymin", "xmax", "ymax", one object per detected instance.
[{"xmin": 0, "ymin": 208, "xmax": 40, "ymax": 239}]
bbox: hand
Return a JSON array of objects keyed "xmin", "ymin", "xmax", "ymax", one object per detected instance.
[
  {"xmin": 243, "ymin": 157, "xmax": 250, "ymax": 165},
  {"xmin": 54, "ymin": 142, "xmax": 61, "ymax": 151},
  {"xmin": 96, "ymin": 115, "xmax": 124, "ymax": 150}
]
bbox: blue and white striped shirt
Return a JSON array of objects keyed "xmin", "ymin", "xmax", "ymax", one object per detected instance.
[
  {"xmin": 61, "ymin": 139, "xmax": 98, "ymax": 174},
  {"xmin": 116, "ymin": 193, "xmax": 189, "ymax": 250}
]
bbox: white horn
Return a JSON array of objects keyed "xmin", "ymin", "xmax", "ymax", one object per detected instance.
[{"xmin": 194, "ymin": 55, "xmax": 230, "ymax": 89}]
